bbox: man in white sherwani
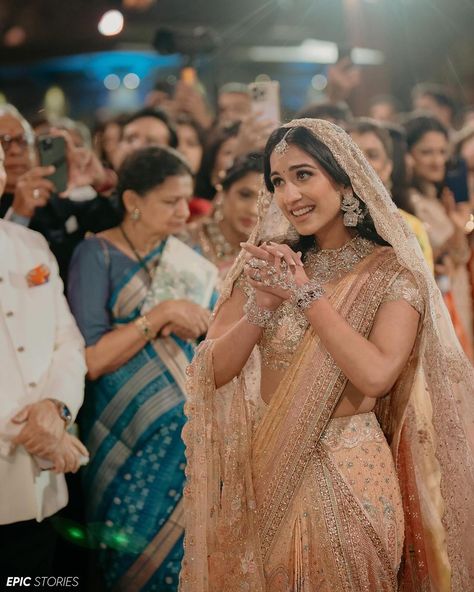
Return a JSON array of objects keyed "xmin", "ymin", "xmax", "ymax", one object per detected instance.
[{"xmin": 0, "ymin": 145, "xmax": 88, "ymax": 577}]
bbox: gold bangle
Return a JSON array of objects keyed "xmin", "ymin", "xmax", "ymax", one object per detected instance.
[{"xmin": 135, "ymin": 315, "xmax": 154, "ymax": 342}]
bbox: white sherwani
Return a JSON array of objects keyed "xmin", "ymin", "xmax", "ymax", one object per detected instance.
[{"xmin": 0, "ymin": 220, "xmax": 86, "ymax": 524}]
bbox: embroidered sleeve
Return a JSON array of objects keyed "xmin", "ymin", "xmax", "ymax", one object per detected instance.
[{"xmin": 382, "ymin": 269, "xmax": 424, "ymax": 315}]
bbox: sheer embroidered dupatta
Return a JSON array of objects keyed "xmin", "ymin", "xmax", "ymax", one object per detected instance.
[{"xmin": 181, "ymin": 119, "xmax": 474, "ymax": 591}]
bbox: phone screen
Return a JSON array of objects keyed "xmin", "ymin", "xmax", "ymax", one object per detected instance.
[
  {"xmin": 37, "ymin": 135, "xmax": 68, "ymax": 194},
  {"xmin": 445, "ymin": 157, "xmax": 469, "ymax": 203}
]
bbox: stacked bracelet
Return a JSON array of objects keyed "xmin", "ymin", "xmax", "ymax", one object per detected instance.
[
  {"xmin": 135, "ymin": 314, "xmax": 155, "ymax": 341},
  {"xmin": 291, "ymin": 279, "xmax": 325, "ymax": 310},
  {"xmin": 243, "ymin": 295, "xmax": 274, "ymax": 328}
]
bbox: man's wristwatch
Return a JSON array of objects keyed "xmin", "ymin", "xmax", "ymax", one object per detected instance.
[{"xmin": 48, "ymin": 398, "xmax": 73, "ymax": 426}]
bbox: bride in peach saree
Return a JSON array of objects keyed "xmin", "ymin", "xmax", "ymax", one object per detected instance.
[{"xmin": 179, "ymin": 119, "xmax": 474, "ymax": 591}]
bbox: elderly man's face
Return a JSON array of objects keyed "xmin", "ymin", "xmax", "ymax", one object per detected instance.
[{"xmin": 0, "ymin": 114, "xmax": 35, "ymax": 193}]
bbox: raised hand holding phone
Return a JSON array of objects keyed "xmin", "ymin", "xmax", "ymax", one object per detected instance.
[
  {"xmin": 248, "ymin": 80, "xmax": 281, "ymax": 124},
  {"xmin": 445, "ymin": 156, "xmax": 470, "ymax": 204},
  {"xmin": 43, "ymin": 129, "xmax": 109, "ymax": 197},
  {"xmin": 37, "ymin": 135, "xmax": 68, "ymax": 194}
]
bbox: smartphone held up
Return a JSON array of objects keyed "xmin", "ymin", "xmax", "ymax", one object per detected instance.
[
  {"xmin": 445, "ymin": 156, "xmax": 470, "ymax": 204},
  {"xmin": 37, "ymin": 135, "xmax": 68, "ymax": 194},
  {"xmin": 248, "ymin": 80, "xmax": 281, "ymax": 124}
]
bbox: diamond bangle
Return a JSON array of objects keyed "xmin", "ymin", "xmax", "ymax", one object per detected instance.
[
  {"xmin": 291, "ymin": 279, "xmax": 325, "ymax": 310},
  {"xmin": 243, "ymin": 295, "xmax": 274, "ymax": 328}
]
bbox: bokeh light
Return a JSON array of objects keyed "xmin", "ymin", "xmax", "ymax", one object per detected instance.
[
  {"xmin": 311, "ymin": 74, "xmax": 328, "ymax": 91},
  {"xmin": 123, "ymin": 73, "xmax": 140, "ymax": 90},
  {"xmin": 104, "ymin": 74, "xmax": 121, "ymax": 90},
  {"xmin": 98, "ymin": 10, "xmax": 124, "ymax": 37}
]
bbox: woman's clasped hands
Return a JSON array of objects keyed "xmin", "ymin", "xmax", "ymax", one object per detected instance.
[
  {"xmin": 148, "ymin": 299, "xmax": 211, "ymax": 341},
  {"xmin": 241, "ymin": 241, "xmax": 310, "ymax": 309}
]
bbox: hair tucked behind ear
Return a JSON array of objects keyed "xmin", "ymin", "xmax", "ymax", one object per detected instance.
[{"xmin": 263, "ymin": 126, "xmax": 389, "ymax": 258}]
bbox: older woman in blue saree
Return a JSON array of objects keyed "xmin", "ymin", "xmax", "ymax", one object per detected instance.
[{"xmin": 68, "ymin": 146, "xmax": 213, "ymax": 591}]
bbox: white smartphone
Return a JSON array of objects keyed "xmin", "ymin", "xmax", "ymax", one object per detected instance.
[{"xmin": 248, "ymin": 80, "xmax": 281, "ymax": 123}]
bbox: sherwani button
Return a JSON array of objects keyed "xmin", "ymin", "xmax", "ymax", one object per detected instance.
[
  {"xmin": 17, "ymin": 346, "xmax": 25, "ymax": 352},
  {"xmin": 28, "ymin": 382, "xmax": 37, "ymax": 388},
  {"xmin": 6, "ymin": 311, "xmax": 14, "ymax": 317}
]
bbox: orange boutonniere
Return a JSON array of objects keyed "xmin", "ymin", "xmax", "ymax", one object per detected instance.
[{"xmin": 26, "ymin": 264, "xmax": 50, "ymax": 287}]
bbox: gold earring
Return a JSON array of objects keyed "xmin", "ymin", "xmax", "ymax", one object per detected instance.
[
  {"xmin": 213, "ymin": 193, "xmax": 224, "ymax": 223},
  {"xmin": 131, "ymin": 208, "xmax": 141, "ymax": 221}
]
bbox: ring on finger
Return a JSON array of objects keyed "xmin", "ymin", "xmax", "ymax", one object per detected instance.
[
  {"xmin": 33, "ymin": 188, "xmax": 40, "ymax": 200},
  {"xmin": 248, "ymin": 257, "xmax": 267, "ymax": 270}
]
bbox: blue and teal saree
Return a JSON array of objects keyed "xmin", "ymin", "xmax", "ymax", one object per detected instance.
[{"xmin": 69, "ymin": 236, "xmax": 213, "ymax": 591}]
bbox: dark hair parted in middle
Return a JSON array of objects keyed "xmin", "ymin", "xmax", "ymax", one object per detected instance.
[
  {"xmin": 263, "ymin": 125, "xmax": 388, "ymax": 254},
  {"xmin": 404, "ymin": 114, "xmax": 448, "ymax": 151},
  {"xmin": 116, "ymin": 146, "xmax": 193, "ymax": 220}
]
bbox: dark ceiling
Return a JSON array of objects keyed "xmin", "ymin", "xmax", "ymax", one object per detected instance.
[{"xmin": 1, "ymin": 0, "xmax": 473, "ymax": 103}]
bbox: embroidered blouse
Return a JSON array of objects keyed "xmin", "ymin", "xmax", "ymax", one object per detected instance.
[{"xmin": 236, "ymin": 265, "xmax": 423, "ymax": 370}]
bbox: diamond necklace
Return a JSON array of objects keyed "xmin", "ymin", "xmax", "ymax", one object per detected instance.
[{"xmin": 305, "ymin": 235, "xmax": 375, "ymax": 285}]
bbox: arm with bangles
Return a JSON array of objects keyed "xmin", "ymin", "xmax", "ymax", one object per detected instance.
[
  {"xmin": 229, "ymin": 242, "xmax": 420, "ymax": 398},
  {"xmin": 86, "ymin": 300, "xmax": 211, "ymax": 380},
  {"xmin": 207, "ymin": 285, "xmax": 273, "ymax": 388}
]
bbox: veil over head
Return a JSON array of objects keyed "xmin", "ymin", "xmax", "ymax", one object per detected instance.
[{"xmin": 185, "ymin": 119, "xmax": 474, "ymax": 590}]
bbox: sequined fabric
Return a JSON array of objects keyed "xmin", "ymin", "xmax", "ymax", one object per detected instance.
[
  {"xmin": 182, "ymin": 248, "xmax": 406, "ymax": 592},
  {"xmin": 265, "ymin": 413, "xmax": 403, "ymax": 592},
  {"xmin": 319, "ymin": 411, "xmax": 386, "ymax": 450},
  {"xmin": 382, "ymin": 269, "xmax": 424, "ymax": 315}
]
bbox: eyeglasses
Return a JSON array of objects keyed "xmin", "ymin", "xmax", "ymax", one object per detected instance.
[{"xmin": 0, "ymin": 133, "xmax": 31, "ymax": 152}]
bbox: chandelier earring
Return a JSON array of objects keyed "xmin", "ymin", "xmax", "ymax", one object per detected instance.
[
  {"xmin": 340, "ymin": 190, "xmax": 363, "ymax": 227},
  {"xmin": 213, "ymin": 192, "xmax": 224, "ymax": 223},
  {"xmin": 131, "ymin": 208, "xmax": 141, "ymax": 221}
]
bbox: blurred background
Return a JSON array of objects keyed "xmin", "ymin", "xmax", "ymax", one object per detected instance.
[{"xmin": 1, "ymin": 0, "xmax": 473, "ymax": 123}]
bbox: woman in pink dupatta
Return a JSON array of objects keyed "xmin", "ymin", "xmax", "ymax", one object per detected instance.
[{"xmin": 180, "ymin": 119, "xmax": 474, "ymax": 591}]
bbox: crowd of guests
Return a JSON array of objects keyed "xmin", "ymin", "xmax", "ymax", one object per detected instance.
[{"xmin": 1, "ymin": 69, "xmax": 473, "ymax": 589}]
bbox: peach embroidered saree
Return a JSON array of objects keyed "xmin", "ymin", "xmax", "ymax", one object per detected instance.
[{"xmin": 180, "ymin": 120, "xmax": 474, "ymax": 592}]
